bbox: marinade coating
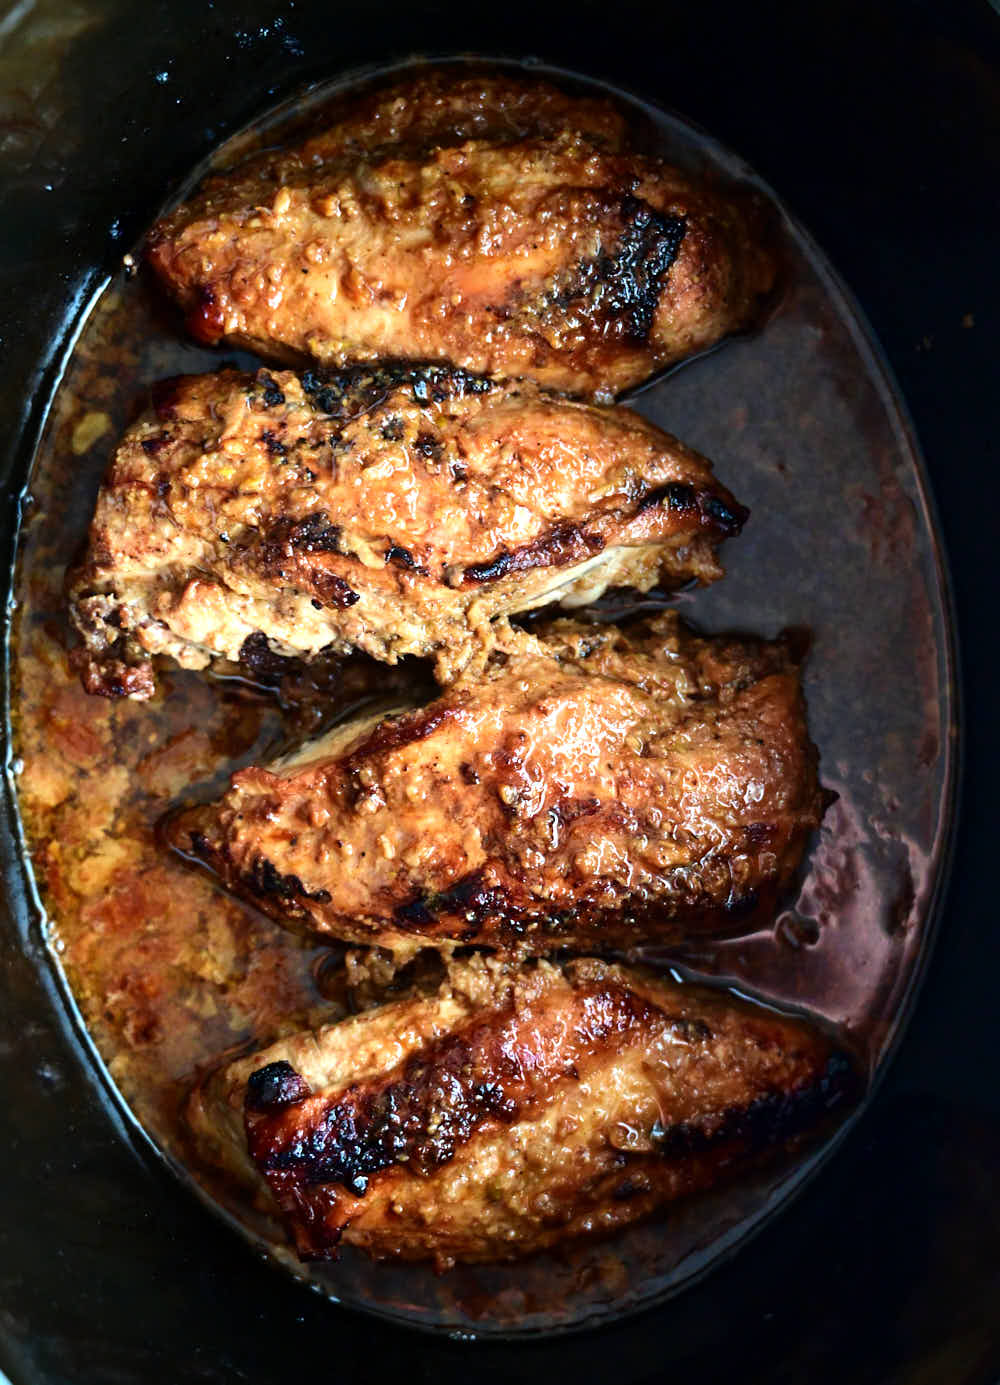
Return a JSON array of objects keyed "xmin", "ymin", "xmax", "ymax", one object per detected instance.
[
  {"xmin": 188, "ymin": 956, "xmax": 858, "ymax": 1267},
  {"xmin": 147, "ymin": 68, "xmax": 776, "ymax": 399},
  {"xmin": 66, "ymin": 365, "xmax": 745, "ymax": 698},
  {"xmin": 169, "ymin": 612, "xmax": 824, "ymax": 955}
]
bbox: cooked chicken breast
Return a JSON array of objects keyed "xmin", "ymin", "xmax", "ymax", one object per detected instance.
[
  {"xmin": 169, "ymin": 613, "xmax": 824, "ymax": 955},
  {"xmin": 147, "ymin": 68, "xmax": 776, "ymax": 399},
  {"xmin": 188, "ymin": 956, "xmax": 858, "ymax": 1267},
  {"xmin": 67, "ymin": 365, "xmax": 745, "ymax": 699}
]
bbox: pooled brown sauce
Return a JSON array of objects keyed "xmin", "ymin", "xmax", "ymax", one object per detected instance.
[{"xmin": 10, "ymin": 61, "xmax": 953, "ymax": 1333}]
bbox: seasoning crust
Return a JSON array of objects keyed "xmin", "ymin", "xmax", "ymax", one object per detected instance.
[
  {"xmin": 148, "ymin": 68, "xmax": 777, "ymax": 398},
  {"xmin": 169, "ymin": 612, "xmax": 825, "ymax": 955},
  {"xmin": 189, "ymin": 957, "xmax": 858, "ymax": 1266},
  {"xmin": 67, "ymin": 365, "xmax": 745, "ymax": 696}
]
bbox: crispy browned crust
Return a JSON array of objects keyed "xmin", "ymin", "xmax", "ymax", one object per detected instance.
[
  {"xmin": 146, "ymin": 69, "xmax": 776, "ymax": 399},
  {"xmin": 66, "ymin": 365, "xmax": 745, "ymax": 697},
  {"xmin": 188, "ymin": 957, "xmax": 858, "ymax": 1266},
  {"xmin": 168, "ymin": 612, "xmax": 824, "ymax": 955}
]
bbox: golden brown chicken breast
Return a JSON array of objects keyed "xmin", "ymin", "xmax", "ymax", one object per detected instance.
[
  {"xmin": 147, "ymin": 68, "xmax": 776, "ymax": 399},
  {"xmin": 169, "ymin": 613, "xmax": 824, "ymax": 955},
  {"xmin": 67, "ymin": 365, "xmax": 745, "ymax": 698},
  {"xmin": 187, "ymin": 955, "xmax": 858, "ymax": 1267}
]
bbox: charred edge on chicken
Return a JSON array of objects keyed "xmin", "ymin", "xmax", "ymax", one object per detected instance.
[
  {"xmin": 247, "ymin": 982, "xmax": 658, "ymax": 1190},
  {"xmin": 245, "ymin": 1009, "xmax": 859, "ymax": 1198},
  {"xmin": 297, "ymin": 362, "xmax": 496, "ymax": 420}
]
